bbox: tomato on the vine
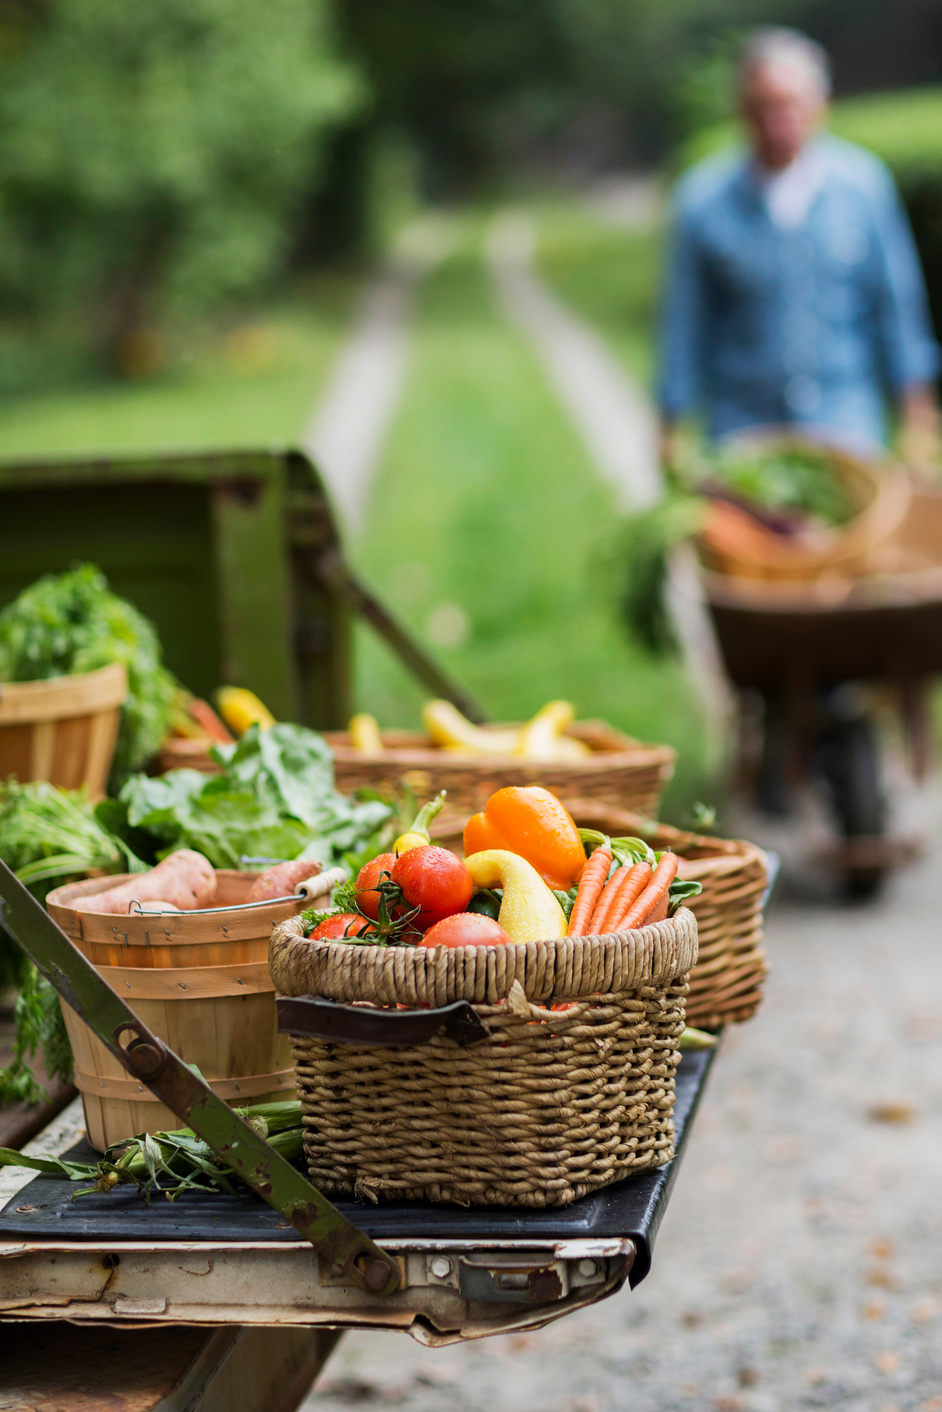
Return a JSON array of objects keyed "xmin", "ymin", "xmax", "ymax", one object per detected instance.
[
  {"xmin": 419, "ymin": 912, "xmax": 512, "ymax": 948},
  {"xmin": 307, "ymin": 912, "xmax": 371, "ymax": 941},
  {"xmin": 390, "ymin": 846, "xmax": 473, "ymax": 929},
  {"xmin": 353, "ymin": 852, "xmax": 397, "ymax": 920}
]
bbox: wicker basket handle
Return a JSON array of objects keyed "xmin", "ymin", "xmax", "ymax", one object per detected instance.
[{"xmin": 277, "ymin": 994, "xmax": 490, "ymax": 1049}]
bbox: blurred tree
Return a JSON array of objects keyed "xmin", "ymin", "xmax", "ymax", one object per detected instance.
[
  {"xmin": 334, "ymin": 0, "xmax": 942, "ymax": 190},
  {"xmin": 0, "ymin": 0, "xmax": 363, "ymax": 371}
]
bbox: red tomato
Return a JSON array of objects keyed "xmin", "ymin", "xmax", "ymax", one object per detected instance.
[
  {"xmin": 307, "ymin": 912, "xmax": 371, "ymax": 941},
  {"xmin": 390, "ymin": 846, "xmax": 473, "ymax": 929},
  {"xmin": 353, "ymin": 852, "xmax": 398, "ymax": 920},
  {"xmin": 419, "ymin": 912, "xmax": 512, "ymax": 948}
]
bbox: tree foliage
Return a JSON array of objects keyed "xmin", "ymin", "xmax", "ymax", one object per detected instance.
[{"xmin": 0, "ymin": 0, "xmax": 363, "ymax": 358}]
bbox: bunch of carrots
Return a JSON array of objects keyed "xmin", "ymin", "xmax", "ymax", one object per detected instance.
[{"xmin": 567, "ymin": 831, "xmax": 687, "ymax": 938}]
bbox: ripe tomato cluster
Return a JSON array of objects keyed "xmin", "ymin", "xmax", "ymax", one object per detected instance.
[
  {"xmin": 306, "ymin": 844, "xmax": 511, "ymax": 947},
  {"xmin": 358, "ymin": 845, "xmax": 511, "ymax": 947}
]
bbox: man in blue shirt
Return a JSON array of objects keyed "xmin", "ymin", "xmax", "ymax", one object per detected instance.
[{"xmin": 659, "ymin": 28, "xmax": 940, "ymax": 466}]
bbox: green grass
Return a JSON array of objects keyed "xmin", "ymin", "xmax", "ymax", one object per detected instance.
[
  {"xmin": 0, "ymin": 272, "xmax": 360, "ymax": 461},
  {"xmin": 352, "ymin": 221, "xmax": 712, "ymax": 820}
]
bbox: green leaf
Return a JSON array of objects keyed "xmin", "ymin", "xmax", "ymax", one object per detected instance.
[
  {"xmin": 0, "ymin": 1147, "xmax": 97, "ymax": 1181},
  {"xmin": 115, "ymin": 725, "xmax": 392, "ymax": 870},
  {"xmin": 668, "ymin": 878, "xmax": 702, "ymax": 912}
]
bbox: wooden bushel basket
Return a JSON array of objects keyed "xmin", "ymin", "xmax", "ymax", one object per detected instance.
[
  {"xmin": 325, "ymin": 720, "xmax": 676, "ymax": 818},
  {"xmin": 47, "ymin": 870, "xmax": 322, "ymax": 1150},
  {"xmin": 59, "ymin": 962, "xmax": 295, "ymax": 1151},
  {"xmin": 272, "ymin": 909, "xmax": 697, "ymax": 1208},
  {"xmin": 46, "ymin": 871, "xmax": 311, "ymax": 968},
  {"xmin": 0, "ymin": 662, "xmax": 127, "ymax": 798}
]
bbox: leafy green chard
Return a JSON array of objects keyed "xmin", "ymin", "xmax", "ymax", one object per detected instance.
[
  {"xmin": 667, "ymin": 877, "xmax": 702, "ymax": 911},
  {"xmin": 108, "ymin": 724, "xmax": 393, "ymax": 870},
  {"xmin": 552, "ymin": 886, "xmax": 577, "ymax": 922},
  {"xmin": 0, "ymin": 566, "xmax": 177, "ymax": 789},
  {"xmin": 712, "ymin": 445, "xmax": 856, "ymax": 526}
]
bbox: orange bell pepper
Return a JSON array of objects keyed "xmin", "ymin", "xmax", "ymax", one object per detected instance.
[{"xmin": 463, "ymin": 786, "xmax": 586, "ymax": 891}]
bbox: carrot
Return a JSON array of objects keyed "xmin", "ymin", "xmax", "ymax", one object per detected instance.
[
  {"xmin": 592, "ymin": 861, "xmax": 652, "ymax": 934},
  {"xmin": 647, "ymin": 892, "xmax": 670, "ymax": 923},
  {"xmin": 187, "ymin": 698, "xmax": 234, "ymax": 744},
  {"xmin": 566, "ymin": 846, "xmax": 612, "ymax": 936},
  {"xmin": 616, "ymin": 852, "xmax": 678, "ymax": 931},
  {"xmin": 584, "ymin": 862, "xmax": 630, "ymax": 935}
]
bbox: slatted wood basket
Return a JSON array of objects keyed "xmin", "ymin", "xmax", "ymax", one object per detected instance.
[
  {"xmin": 47, "ymin": 869, "xmax": 326, "ymax": 1149},
  {"xmin": 324, "ymin": 720, "xmax": 676, "ymax": 817},
  {"xmin": 47, "ymin": 870, "xmax": 315, "ymax": 968},
  {"xmin": 271, "ymin": 908, "xmax": 697, "ymax": 1208},
  {"xmin": 563, "ymin": 800, "xmax": 769, "ymax": 1028},
  {"xmin": 0, "ymin": 662, "xmax": 127, "ymax": 798},
  {"xmin": 59, "ymin": 961, "xmax": 295, "ymax": 1151}
]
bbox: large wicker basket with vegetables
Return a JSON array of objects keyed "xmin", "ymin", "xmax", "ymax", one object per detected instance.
[
  {"xmin": 694, "ymin": 439, "xmax": 911, "ymax": 584},
  {"xmin": 272, "ymin": 787, "xmax": 699, "ymax": 1207},
  {"xmin": 272, "ymin": 910, "xmax": 696, "ymax": 1208},
  {"xmin": 327, "ymin": 701, "xmax": 675, "ymax": 817}
]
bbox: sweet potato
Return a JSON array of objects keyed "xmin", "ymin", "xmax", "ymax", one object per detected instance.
[
  {"xmin": 245, "ymin": 859, "xmax": 322, "ymax": 902},
  {"xmin": 75, "ymin": 850, "xmax": 216, "ymax": 914}
]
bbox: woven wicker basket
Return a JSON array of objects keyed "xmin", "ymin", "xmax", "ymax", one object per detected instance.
[
  {"xmin": 562, "ymin": 801, "xmax": 768, "ymax": 1028},
  {"xmin": 323, "ymin": 720, "xmax": 675, "ymax": 817},
  {"xmin": 271, "ymin": 908, "xmax": 697, "ymax": 1208}
]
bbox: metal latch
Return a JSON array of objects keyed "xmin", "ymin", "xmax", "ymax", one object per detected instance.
[{"xmin": 457, "ymin": 1252, "xmax": 570, "ymax": 1305}]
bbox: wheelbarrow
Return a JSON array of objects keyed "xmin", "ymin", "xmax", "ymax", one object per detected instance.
[{"xmin": 700, "ymin": 479, "xmax": 942, "ymax": 895}]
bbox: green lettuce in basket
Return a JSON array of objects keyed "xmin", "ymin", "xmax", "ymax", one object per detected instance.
[
  {"xmin": 0, "ymin": 564, "xmax": 176, "ymax": 789},
  {"xmin": 103, "ymin": 722, "xmax": 393, "ymax": 870}
]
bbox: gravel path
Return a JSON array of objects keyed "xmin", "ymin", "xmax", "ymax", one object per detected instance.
[{"xmin": 304, "ymin": 806, "xmax": 942, "ymax": 1412}]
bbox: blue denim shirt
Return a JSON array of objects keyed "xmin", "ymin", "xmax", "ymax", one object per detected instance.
[{"xmin": 658, "ymin": 136, "xmax": 940, "ymax": 450}]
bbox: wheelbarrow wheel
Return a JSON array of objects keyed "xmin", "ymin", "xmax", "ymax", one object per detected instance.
[{"xmin": 814, "ymin": 714, "xmax": 886, "ymax": 899}]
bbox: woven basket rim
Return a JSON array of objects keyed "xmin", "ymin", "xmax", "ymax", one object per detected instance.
[
  {"xmin": 271, "ymin": 907, "xmax": 697, "ymax": 1007},
  {"xmin": 324, "ymin": 724, "xmax": 676, "ymax": 771}
]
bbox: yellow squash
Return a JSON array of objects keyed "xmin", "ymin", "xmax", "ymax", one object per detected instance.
[
  {"xmin": 348, "ymin": 712, "xmax": 384, "ymax": 753},
  {"xmin": 515, "ymin": 700, "xmax": 590, "ymax": 762},
  {"xmin": 215, "ymin": 687, "xmax": 275, "ymax": 736},
  {"xmin": 464, "ymin": 850, "xmax": 567, "ymax": 944},
  {"xmin": 422, "ymin": 700, "xmax": 520, "ymax": 755}
]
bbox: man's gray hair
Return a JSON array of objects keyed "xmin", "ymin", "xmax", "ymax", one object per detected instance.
[{"xmin": 741, "ymin": 27, "xmax": 832, "ymax": 98}]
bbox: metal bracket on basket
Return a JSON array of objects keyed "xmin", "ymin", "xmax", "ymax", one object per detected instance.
[
  {"xmin": 0, "ymin": 860, "xmax": 401, "ymax": 1298},
  {"xmin": 278, "ymin": 995, "xmax": 491, "ymax": 1049}
]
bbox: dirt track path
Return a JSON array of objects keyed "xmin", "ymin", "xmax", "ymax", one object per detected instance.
[{"xmin": 305, "ymin": 815, "xmax": 942, "ymax": 1412}]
